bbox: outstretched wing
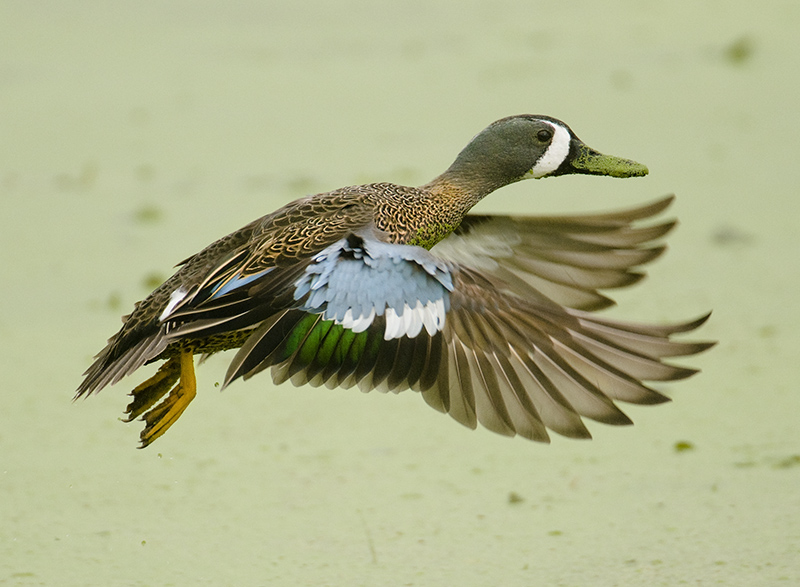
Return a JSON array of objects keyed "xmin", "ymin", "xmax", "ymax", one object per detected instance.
[
  {"xmin": 418, "ymin": 269, "xmax": 712, "ymax": 441},
  {"xmin": 224, "ymin": 201, "xmax": 713, "ymax": 443},
  {"xmin": 221, "ymin": 231, "xmax": 455, "ymax": 388},
  {"xmin": 432, "ymin": 195, "xmax": 676, "ymax": 310}
]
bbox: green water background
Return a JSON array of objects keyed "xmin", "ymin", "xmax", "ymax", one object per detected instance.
[{"xmin": 2, "ymin": 2, "xmax": 799, "ymax": 585}]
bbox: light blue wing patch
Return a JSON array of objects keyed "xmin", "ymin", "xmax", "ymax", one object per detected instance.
[
  {"xmin": 294, "ymin": 234, "xmax": 454, "ymax": 339},
  {"xmin": 208, "ymin": 268, "xmax": 273, "ymax": 299}
]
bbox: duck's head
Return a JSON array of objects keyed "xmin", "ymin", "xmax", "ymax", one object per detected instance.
[{"xmin": 436, "ymin": 115, "xmax": 648, "ymax": 197}]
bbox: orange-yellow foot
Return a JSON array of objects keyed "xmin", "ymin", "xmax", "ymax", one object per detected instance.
[
  {"xmin": 126, "ymin": 350, "xmax": 197, "ymax": 448},
  {"xmin": 124, "ymin": 356, "xmax": 181, "ymax": 422}
]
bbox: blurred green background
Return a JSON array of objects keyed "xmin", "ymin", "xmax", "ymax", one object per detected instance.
[{"xmin": 2, "ymin": 1, "xmax": 799, "ymax": 585}]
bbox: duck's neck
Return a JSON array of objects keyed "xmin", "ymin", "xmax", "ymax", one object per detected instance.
[
  {"xmin": 401, "ymin": 175, "xmax": 494, "ymax": 250},
  {"xmin": 402, "ymin": 150, "xmax": 520, "ymax": 249},
  {"xmin": 422, "ymin": 166, "xmax": 509, "ymax": 209},
  {"xmin": 422, "ymin": 129, "xmax": 525, "ymax": 204}
]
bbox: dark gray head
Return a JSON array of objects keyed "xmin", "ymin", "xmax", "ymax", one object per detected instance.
[{"xmin": 437, "ymin": 115, "xmax": 648, "ymax": 197}]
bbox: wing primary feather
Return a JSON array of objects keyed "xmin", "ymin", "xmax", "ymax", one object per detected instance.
[
  {"xmin": 418, "ymin": 331, "xmax": 444, "ymax": 392},
  {"xmin": 223, "ymin": 310, "xmax": 294, "ymax": 386},
  {"xmin": 551, "ymin": 340, "xmax": 670, "ymax": 405},
  {"xmin": 569, "ymin": 330, "xmax": 699, "ymax": 381},
  {"xmin": 515, "ymin": 347, "xmax": 620, "ymax": 431},
  {"xmin": 463, "ymin": 312, "xmax": 519, "ymax": 432},
  {"xmin": 405, "ymin": 333, "xmax": 430, "ymax": 390},
  {"xmin": 574, "ymin": 315, "xmax": 716, "ymax": 358},
  {"xmin": 489, "ymin": 352, "xmax": 552, "ymax": 442},
  {"xmin": 445, "ymin": 319, "xmax": 477, "ymax": 430},
  {"xmin": 419, "ymin": 332, "xmax": 448, "ymax": 413},
  {"xmin": 386, "ymin": 335, "xmax": 418, "ymax": 391},
  {"xmin": 227, "ymin": 311, "xmax": 320, "ymax": 385},
  {"xmin": 366, "ymin": 336, "xmax": 401, "ymax": 391},
  {"xmin": 352, "ymin": 318, "xmax": 387, "ymax": 386},
  {"xmin": 577, "ymin": 311, "xmax": 714, "ymax": 337}
]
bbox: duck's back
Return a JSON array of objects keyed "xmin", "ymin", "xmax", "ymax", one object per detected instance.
[{"xmin": 77, "ymin": 182, "xmax": 455, "ymax": 397}]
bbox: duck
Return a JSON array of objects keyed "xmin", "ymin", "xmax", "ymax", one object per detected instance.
[{"xmin": 76, "ymin": 114, "xmax": 714, "ymax": 448}]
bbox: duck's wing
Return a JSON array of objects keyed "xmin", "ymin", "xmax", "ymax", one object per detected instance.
[
  {"xmin": 76, "ymin": 194, "xmax": 374, "ymax": 398},
  {"xmin": 74, "ymin": 217, "xmax": 321, "ymax": 398},
  {"xmin": 74, "ymin": 220, "xmax": 257, "ymax": 397},
  {"xmin": 226, "ymin": 225, "xmax": 713, "ymax": 443},
  {"xmin": 420, "ymin": 269, "xmax": 713, "ymax": 442},
  {"xmin": 431, "ymin": 195, "xmax": 676, "ymax": 311},
  {"xmin": 221, "ymin": 231, "xmax": 454, "ymax": 389}
]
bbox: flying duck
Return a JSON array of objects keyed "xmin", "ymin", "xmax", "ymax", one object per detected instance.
[{"xmin": 76, "ymin": 115, "xmax": 713, "ymax": 448}]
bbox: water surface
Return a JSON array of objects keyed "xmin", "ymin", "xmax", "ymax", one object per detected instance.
[{"xmin": 2, "ymin": 2, "xmax": 799, "ymax": 585}]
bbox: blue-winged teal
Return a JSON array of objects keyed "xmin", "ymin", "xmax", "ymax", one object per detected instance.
[{"xmin": 76, "ymin": 115, "xmax": 713, "ymax": 448}]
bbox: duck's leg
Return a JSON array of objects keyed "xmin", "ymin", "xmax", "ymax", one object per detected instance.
[
  {"xmin": 123, "ymin": 356, "xmax": 182, "ymax": 422},
  {"xmin": 126, "ymin": 350, "xmax": 197, "ymax": 448}
]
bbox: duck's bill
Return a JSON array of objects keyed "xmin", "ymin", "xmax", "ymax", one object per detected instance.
[{"xmin": 560, "ymin": 140, "xmax": 649, "ymax": 178}]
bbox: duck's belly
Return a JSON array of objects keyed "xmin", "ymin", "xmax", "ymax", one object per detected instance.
[{"xmin": 156, "ymin": 328, "xmax": 257, "ymax": 360}]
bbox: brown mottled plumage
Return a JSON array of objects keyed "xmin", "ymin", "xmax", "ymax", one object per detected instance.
[{"xmin": 76, "ymin": 115, "xmax": 713, "ymax": 447}]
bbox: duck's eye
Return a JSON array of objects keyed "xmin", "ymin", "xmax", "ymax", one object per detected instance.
[{"xmin": 537, "ymin": 129, "xmax": 553, "ymax": 142}]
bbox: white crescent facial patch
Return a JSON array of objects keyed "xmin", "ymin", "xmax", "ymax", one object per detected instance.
[{"xmin": 524, "ymin": 122, "xmax": 572, "ymax": 179}]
